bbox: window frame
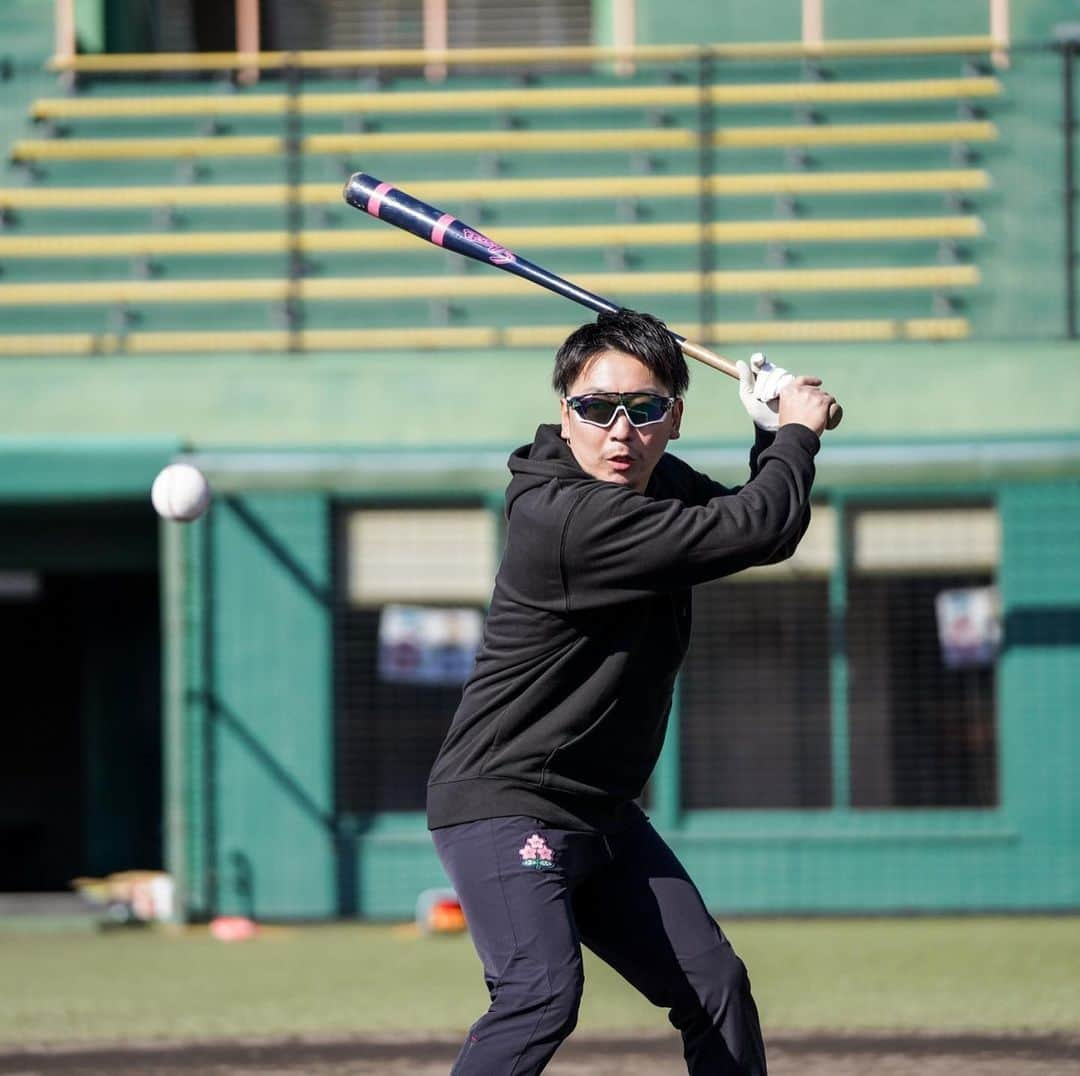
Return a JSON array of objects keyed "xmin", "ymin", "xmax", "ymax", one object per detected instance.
[
  {"xmin": 664, "ymin": 488, "xmax": 1013, "ymax": 843},
  {"xmin": 331, "ymin": 493, "xmax": 504, "ymax": 821}
]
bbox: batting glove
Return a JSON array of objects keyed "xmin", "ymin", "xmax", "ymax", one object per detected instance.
[{"xmin": 736, "ymin": 352, "xmax": 794, "ymax": 431}]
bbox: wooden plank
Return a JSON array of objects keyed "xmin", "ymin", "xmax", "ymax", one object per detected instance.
[
  {"xmin": 10, "ymin": 121, "xmax": 998, "ymax": 161},
  {"xmin": 0, "ymin": 318, "xmax": 971, "ymax": 355},
  {"xmin": 0, "ymin": 265, "xmax": 980, "ymax": 306},
  {"xmin": 44, "ymin": 37, "xmax": 1000, "ymax": 73},
  {"xmin": 0, "ymin": 217, "xmax": 985, "ymax": 258},
  {"xmin": 0, "ymin": 170, "xmax": 991, "ymax": 210},
  {"xmin": 29, "ymin": 78, "xmax": 1002, "ymax": 120}
]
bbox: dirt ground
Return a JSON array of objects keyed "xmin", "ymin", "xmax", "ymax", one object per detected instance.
[{"xmin": 1, "ymin": 1032, "xmax": 1078, "ymax": 1076}]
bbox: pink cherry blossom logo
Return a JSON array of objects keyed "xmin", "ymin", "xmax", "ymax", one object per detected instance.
[{"xmin": 518, "ymin": 833, "xmax": 555, "ymax": 870}]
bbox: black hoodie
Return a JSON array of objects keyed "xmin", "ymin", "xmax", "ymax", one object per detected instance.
[{"xmin": 427, "ymin": 421, "xmax": 819, "ymax": 832}]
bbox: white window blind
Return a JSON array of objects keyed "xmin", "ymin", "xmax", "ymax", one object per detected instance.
[{"xmin": 346, "ymin": 507, "xmax": 497, "ymax": 605}]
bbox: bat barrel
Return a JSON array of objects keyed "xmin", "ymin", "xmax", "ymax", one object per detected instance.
[
  {"xmin": 344, "ymin": 172, "xmax": 454, "ymax": 244},
  {"xmin": 344, "ymin": 170, "xmax": 620, "ymax": 317}
]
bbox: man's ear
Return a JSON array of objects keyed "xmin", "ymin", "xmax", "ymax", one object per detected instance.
[
  {"xmin": 559, "ymin": 398, "xmax": 572, "ymax": 441},
  {"xmin": 669, "ymin": 397, "xmax": 684, "ymax": 440}
]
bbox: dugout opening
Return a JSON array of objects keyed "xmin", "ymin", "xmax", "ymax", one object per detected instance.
[{"xmin": 0, "ymin": 504, "xmax": 161, "ymax": 893}]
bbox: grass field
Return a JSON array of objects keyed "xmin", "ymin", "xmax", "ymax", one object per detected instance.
[{"xmin": 3, "ymin": 915, "xmax": 1078, "ymax": 1046}]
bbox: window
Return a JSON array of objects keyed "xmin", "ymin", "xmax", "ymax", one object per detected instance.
[
  {"xmin": 336, "ymin": 506, "xmax": 496, "ymax": 813},
  {"xmin": 447, "ymin": 0, "xmax": 593, "ymax": 50},
  {"xmin": 679, "ymin": 506, "xmax": 835, "ymax": 808},
  {"xmin": 848, "ymin": 506, "xmax": 999, "ymax": 808},
  {"xmin": 262, "ymin": 0, "xmax": 593, "ymax": 52}
]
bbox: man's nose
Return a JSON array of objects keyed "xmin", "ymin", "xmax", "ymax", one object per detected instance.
[{"xmin": 608, "ymin": 408, "xmax": 635, "ymax": 437}]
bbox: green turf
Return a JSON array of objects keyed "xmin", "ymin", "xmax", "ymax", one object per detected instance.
[{"xmin": 2, "ymin": 917, "xmax": 1077, "ymax": 1045}]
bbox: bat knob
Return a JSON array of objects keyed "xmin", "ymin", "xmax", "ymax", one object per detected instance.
[
  {"xmin": 343, "ymin": 172, "xmax": 384, "ymax": 214},
  {"xmin": 826, "ymin": 402, "xmax": 843, "ymax": 430}
]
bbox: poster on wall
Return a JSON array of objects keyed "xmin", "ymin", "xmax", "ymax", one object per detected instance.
[
  {"xmin": 377, "ymin": 604, "xmax": 483, "ymax": 686},
  {"xmin": 934, "ymin": 586, "xmax": 1002, "ymax": 668}
]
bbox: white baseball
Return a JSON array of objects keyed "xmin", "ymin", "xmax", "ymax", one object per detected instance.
[{"xmin": 151, "ymin": 463, "xmax": 212, "ymax": 522}]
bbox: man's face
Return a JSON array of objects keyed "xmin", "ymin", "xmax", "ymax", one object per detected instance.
[{"xmin": 559, "ymin": 349, "xmax": 683, "ymax": 493}]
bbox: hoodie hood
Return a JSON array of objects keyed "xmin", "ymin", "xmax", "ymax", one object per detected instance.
[
  {"xmin": 507, "ymin": 422, "xmax": 686, "ymax": 512},
  {"xmin": 505, "ymin": 424, "xmax": 585, "ymax": 511},
  {"xmin": 510, "ymin": 423, "xmax": 580, "ymax": 474}
]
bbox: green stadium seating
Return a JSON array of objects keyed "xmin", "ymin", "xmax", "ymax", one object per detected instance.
[{"xmin": 0, "ymin": 37, "xmax": 998, "ymax": 356}]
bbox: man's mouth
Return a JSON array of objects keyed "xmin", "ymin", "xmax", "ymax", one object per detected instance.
[{"xmin": 607, "ymin": 455, "xmax": 635, "ymax": 471}]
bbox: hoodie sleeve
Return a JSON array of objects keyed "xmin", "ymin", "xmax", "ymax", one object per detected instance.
[
  {"xmin": 684, "ymin": 426, "xmax": 811, "ymax": 566},
  {"xmin": 560, "ymin": 423, "xmax": 819, "ymax": 609},
  {"xmin": 683, "ymin": 425, "xmax": 781, "ymax": 503}
]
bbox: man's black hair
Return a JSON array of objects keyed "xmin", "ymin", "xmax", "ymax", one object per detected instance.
[{"xmin": 552, "ymin": 309, "xmax": 690, "ymax": 397}]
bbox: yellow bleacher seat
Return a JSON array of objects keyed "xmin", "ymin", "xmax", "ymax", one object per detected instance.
[
  {"xmin": 0, "ymin": 265, "xmax": 980, "ymax": 307},
  {"xmin": 29, "ymin": 78, "xmax": 1001, "ymax": 122},
  {"xmin": 0, "ymin": 217, "xmax": 984, "ymax": 259},
  {"xmin": 502, "ymin": 317, "xmax": 971, "ymax": 346},
  {"xmin": 0, "ymin": 170, "xmax": 992, "ymax": 212},
  {"xmin": 43, "ymin": 37, "xmax": 1001, "ymax": 74},
  {"xmin": 714, "ymin": 169, "xmax": 990, "ymax": 195},
  {"xmin": 709, "ymin": 36, "xmax": 999, "ymax": 61},
  {"xmin": 10, "ymin": 121, "xmax": 998, "ymax": 162},
  {"xmin": 0, "ymin": 318, "xmax": 970, "ymax": 357}
]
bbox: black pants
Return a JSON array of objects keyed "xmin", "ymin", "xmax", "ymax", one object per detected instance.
[{"xmin": 432, "ymin": 813, "xmax": 767, "ymax": 1076}]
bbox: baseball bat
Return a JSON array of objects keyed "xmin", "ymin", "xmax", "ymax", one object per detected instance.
[{"xmin": 343, "ymin": 172, "xmax": 841, "ymax": 429}]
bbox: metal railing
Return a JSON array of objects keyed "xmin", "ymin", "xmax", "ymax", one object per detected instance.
[{"xmin": 1061, "ymin": 36, "xmax": 1078, "ymax": 338}]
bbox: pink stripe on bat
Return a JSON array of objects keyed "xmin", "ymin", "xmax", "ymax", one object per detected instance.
[
  {"xmin": 366, "ymin": 182, "xmax": 394, "ymax": 218},
  {"xmin": 431, "ymin": 213, "xmax": 456, "ymax": 246}
]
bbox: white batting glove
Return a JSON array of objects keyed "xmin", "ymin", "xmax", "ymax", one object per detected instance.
[{"xmin": 736, "ymin": 352, "xmax": 794, "ymax": 431}]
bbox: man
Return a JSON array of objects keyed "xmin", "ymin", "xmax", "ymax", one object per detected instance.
[{"xmin": 427, "ymin": 309, "xmax": 834, "ymax": 1075}]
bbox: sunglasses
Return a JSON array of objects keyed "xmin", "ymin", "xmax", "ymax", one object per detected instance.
[{"xmin": 564, "ymin": 392, "xmax": 676, "ymax": 429}]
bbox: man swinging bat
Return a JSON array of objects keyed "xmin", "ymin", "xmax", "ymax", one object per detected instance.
[
  {"xmin": 342, "ymin": 173, "xmax": 835, "ymax": 1072},
  {"xmin": 423, "ymin": 309, "xmax": 834, "ymax": 1075}
]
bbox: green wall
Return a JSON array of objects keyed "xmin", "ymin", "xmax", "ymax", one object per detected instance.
[
  {"xmin": 0, "ymin": 1, "xmax": 59, "ymax": 164},
  {"xmin": 635, "ymin": 0, "xmax": 1077, "ymax": 45},
  {"xmin": 634, "ymin": 0, "xmax": 987, "ymax": 47},
  {"xmin": 161, "ymin": 452, "xmax": 1080, "ymax": 919},
  {"xmin": 637, "ymin": 0, "xmax": 802, "ymax": 45},
  {"xmin": 171, "ymin": 492, "xmax": 336, "ymax": 920},
  {"xmin": 998, "ymin": 482, "xmax": 1080, "ymax": 906},
  {"xmin": 974, "ymin": 43, "xmax": 1069, "ymax": 339},
  {"xmin": 1, "ymin": 342, "xmax": 1078, "ymax": 449}
]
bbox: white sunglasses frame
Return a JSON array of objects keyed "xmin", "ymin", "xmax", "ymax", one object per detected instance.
[{"xmin": 563, "ymin": 392, "xmax": 677, "ymax": 429}]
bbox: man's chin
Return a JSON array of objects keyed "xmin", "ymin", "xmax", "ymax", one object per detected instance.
[{"xmin": 606, "ymin": 466, "xmax": 650, "ymax": 492}]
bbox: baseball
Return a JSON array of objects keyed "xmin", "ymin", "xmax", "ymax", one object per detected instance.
[{"xmin": 151, "ymin": 463, "xmax": 212, "ymax": 522}]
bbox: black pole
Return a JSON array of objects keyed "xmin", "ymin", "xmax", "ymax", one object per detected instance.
[
  {"xmin": 1064, "ymin": 42, "xmax": 1077, "ymax": 339},
  {"xmin": 697, "ymin": 49, "xmax": 715, "ymax": 343},
  {"xmin": 200, "ymin": 512, "xmax": 218, "ymax": 918},
  {"xmin": 285, "ymin": 59, "xmax": 304, "ymax": 352}
]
